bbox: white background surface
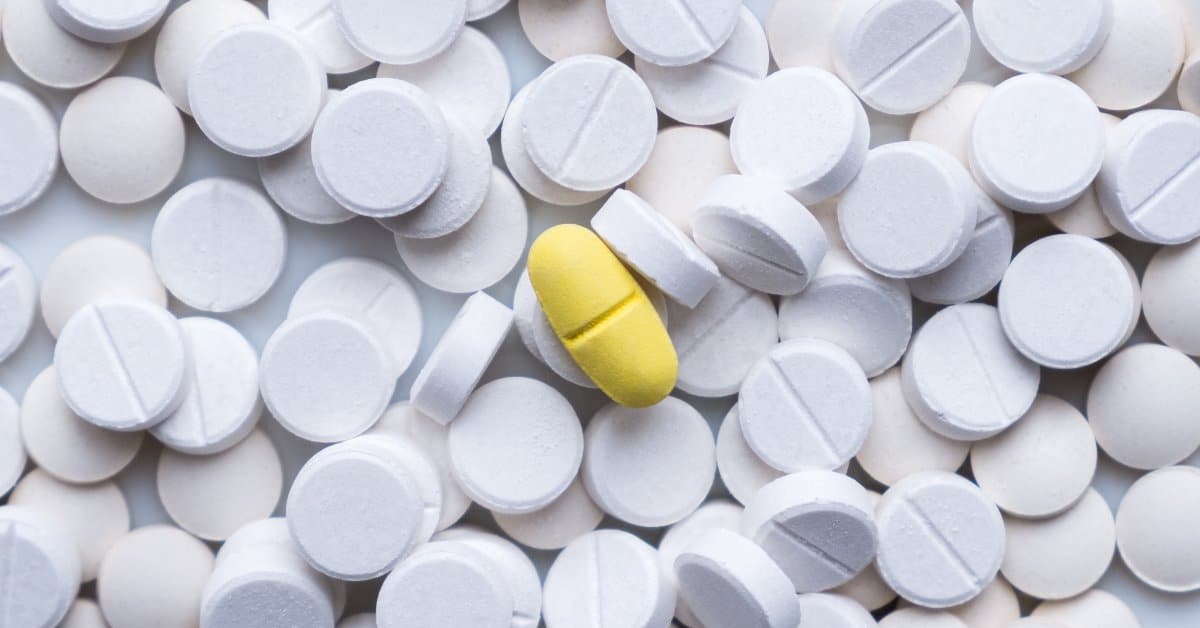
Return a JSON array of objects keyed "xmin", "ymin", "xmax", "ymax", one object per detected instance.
[{"xmin": 1, "ymin": 0, "xmax": 1198, "ymax": 624}]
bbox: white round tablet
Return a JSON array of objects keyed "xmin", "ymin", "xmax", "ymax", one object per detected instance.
[
  {"xmin": 260, "ymin": 312, "xmax": 395, "ymax": 443},
  {"xmin": 311, "ymin": 78, "xmax": 449, "ymax": 217},
  {"xmin": 372, "ymin": 402, "xmax": 471, "ymax": 531},
  {"xmin": 1143, "ymin": 238, "xmax": 1200, "ymax": 355},
  {"xmin": 20, "ymin": 367, "xmax": 143, "ymax": 484},
  {"xmin": 668, "ymin": 274, "xmax": 779, "ymax": 397},
  {"xmin": 154, "ymin": 0, "xmax": 266, "ymax": 115},
  {"xmin": 1002, "ymin": 489, "xmax": 1115, "ymax": 600},
  {"xmin": 1087, "ymin": 343, "xmax": 1200, "ymax": 470},
  {"xmin": 0, "ymin": 82, "xmax": 57, "ymax": 217},
  {"xmin": 657, "ymin": 500, "xmax": 743, "ymax": 628},
  {"xmin": 1045, "ymin": 114, "xmax": 1121, "ymax": 240},
  {"xmin": 606, "ymin": 0, "xmax": 739, "ymax": 66},
  {"xmin": 716, "ymin": 405, "xmax": 784, "ymax": 505},
  {"xmin": 397, "ymin": 168, "xmax": 528, "ymax": 294},
  {"xmin": 377, "ymin": 541, "xmax": 513, "ymax": 628},
  {"xmin": 377, "ymin": 26, "xmax": 510, "ymax": 138},
  {"xmin": 626, "ymin": 125, "xmax": 737, "ymax": 232},
  {"xmin": 1032, "ymin": 589, "xmax": 1140, "ymax": 628},
  {"xmin": 778, "ymin": 248, "xmax": 913, "ymax": 378},
  {"xmin": 332, "ymin": 0, "xmax": 466, "ymax": 65},
  {"xmin": 0, "ymin": 387, "xmax": 23, "ymax": 498},
  {"xmin": 832, "ymin": 493, "xmax": 899, "ymax": 613},
  {"xmin": 257, "ymin": 91, "xmax": 355, "ymax": 226},
  {"xmin": 876, "ymin": 472, "xmax": 1005, "ymax": 608},
  {"xmin": 158, "ymin": 430, "xmax": 282, "ymax": 542},
  {"xmin": 1117, "ymin": 466, "xmax": 1200, "ymax": 592},
  {"xmin": 433, "ymin": 528, "xmax": 542, "ymax": 628},
  {"xmin": 636, "ymin": 7, "xmax": 768, "ymax": 125},
  {"xmin": 60, "ymin": 599, "xmax": 107, "ymax": 628},
  {"xmin": 832, "ymin": 0, "xmax": 971, "ymax": 115},
  {"xmin": 1000, "ymin": 234, "xmax": 1140, "ymax": 369},
  {"xmin": 909, "ymin": 82, "xmax": 994, "ymax": 168},
  {"xmin": 54, "ymin": 301, "xmax": 187, "ymax": 432},
  {"xmin": 766, "ymin": 0, "xmax": 844, "ymax": 72},
  {"xmin": 973, "ymin": 0, "xmax": 1112, "ymax": 74},
  {"xmin": 0, "ymin": 243, "xmax": 37, "ymax": 362},
  {"xmin": 544, "ymin": 530, "xmax": 675, "ymax": 628},
  {"xmin": 97, "ymin": 526, "xmax": 214, "ymax": 628},
  {"xmin": 674, "ymin": 528, "xmax": 800, "ymax": 628},
  {"xmin": 881, "ymin": 609, "xmax": 967, "ymax": 628},
  {"xmin": 1096, "ymin": 109, "xmax": 1200, "ymax": 244},
  {"xmin": 0, "ymin": 506, "xmax": 80, "ymax": 628},
  {"xmin": 267, "ymin": 0, "xmax": 371, "ymax": 74},
  {"xmin": 583, "ymin": 397, "xmax": 715, "ymax": 527},
  {"xmin": 2, "ymin": 0, "xmax": 125, "ymax": 89},
  {"xmin": 908, "ymin": 192, "xmax": 1013, "ymax": 306},
  {"xmin": 288, "ymin": 257, "xmax": 423, "ymax": 379},
  {"xmin": 1067, "ymin": 0, "xmax": 1184, "ymax": 111},
  {"xmin": 902, "ymin": 303, "xmax": 1040, "ymax": 442},
  {"xmin": 450, "ymin": 377, "xmax": 583, "ymax": 515},
  {"xmin": 492, "ymin": 475, "xmax": 604, "ymax": 551},
  {"xmin": 44, "ymin": 0, "xmax": 168, "ymax": 43},
  {"xmin": 944, "ymin": 576, "xmax": 1020, "ymax": 628},
  {"xmin": 518, "ymin": 0, "xmax": 625, "ymax": 61},
  {"xmin": 731, "ymin": 67, "xmax": 869, "ymax": 204},
  {"xmin": 189, "ymin": 22, "xmax": 326, "ymax": 157},
  {"xmin": 152, "ymin": 178, "xmax": 286, "ymax": 312}
]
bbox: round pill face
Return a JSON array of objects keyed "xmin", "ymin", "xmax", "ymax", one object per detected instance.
[
  {"xmin": 1032, "ymin": 590, "xmax": 1140, "ymax": 628},
  {"xmin": 766, "ymin": 0, "xmax": 843, "ymax": 72},
  {"xmin": 258, "ymin": 106, "xmax": 356, "ymax": 226},
  {"xmin": 518, "ymin": 0, "xmax": 625, "ymax": 61},
  {"xmin": 1001, "ymin": 489, "xmax": 1115, "ymax": 601},
  {"xmin": 379, "ymin": 543, "xmax": 514, "ymax": 628},
  {"xmin": 909, "ymin": 82, "xmax": 994, "ymax": 168},
  {"xmin": 492, "ymin": 476, "xmax": 604, "ymax": 551},
  {"xmin": 372, "ymin": 403, "xmax": 471, "ymax": 531},
  {"xmin": 1142, "ymin": 238, "xmax": 1200, "ymax": 355},
  {"xmin": 1066, "ymin": 0, "xmax": 1184, "ymax": 112},
  {"xmin": 0, "ymin": 507, "xmax": 81, "ymax": 628},
  {"xmin": 332, "ymin": 0, "xmax": 466, "ymax": 65},
  {"xmin": 674, "ymin": 528, "xmax": 801, "ymax": 628},
  {"xmin": 998, "ymin": 235, "xmax": 1139, "ymax": 369},
  {"xmin": 716, "ymin": 405, "xmax": 783, "ymax": 505},
  {"xmin": 2, "ymin": 0, "xmax": 126, "ymax": 90},
  {"xmin": 311, "ymin": 79, "xmax": 450, "ymax": 217},
  {"xmin": 1117, "ymin": 467, "xmax": 1200, "ymax": 592},
  {"xmin": 97, "ymin": 526, "xmax": 214, "ymax": 628},
  {"xmin": 45, "ymin": 0, "xmax": 169, "ymax": 43},
  {"xmin": 38, "ymin": 241, "xmax": 166, "ymax": 342},
  {"xmin": 543, "ymin": 530, "xmax": 674, "ymax": 628},
  {"xmin": 626, "ymin": 126, "xmax": 737, "ymax": 232},
  {"xmin": 154, "ymin": 0, "xmax": 267, "ymax": 115},
  {"xmin": 605, "ymin": 0, "xmax": 740, "ymax": 66},
  {"xmin": 521, "ymin": 55, "xmax": 658, "ymax": 192},
  {"xmin": 0, "ymin": 83, "xmax": 57, "ymax": 216},
  {"xmin": 908, "ymin": 199, "xmax": 1014, "ymax": 306},
  {"xmin": 0, "ymin": 244, "xmax": 37, "ymax": 362},
  {"xmin": 972, "ymin": 0, "xmax": 1112, "ymax": 74},
  {"xmin": 267, "ymin": 0, "xmax": 371, "ymax": 74}
]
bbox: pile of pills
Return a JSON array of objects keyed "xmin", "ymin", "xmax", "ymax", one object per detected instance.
[{"xmin": 4, "ymin": 0, "xmax": 1200, "ymax": 626}]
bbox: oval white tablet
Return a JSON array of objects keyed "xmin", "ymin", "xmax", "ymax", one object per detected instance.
[
  {"xmin": 0, "ymin": 83, "xmax": 57, "ymax": 217},
  {"xmin": 901, "ymin": 303, "xmax": 1040, "ymax": 442},
  {"xmin": 675, "ymin": 529, "xmax": 800, "ymax": 628},
  {"xmin": 606, "ymin": 0, "xmax": 740, "ymax": 67},
  {"xmin": 260, "ymin": 312, "xmax": 395, "ymax": 443},
  {"xmin": 189, "ymin": 22, "xmax": 326, "ymax": 157},
  {"xmin": 449, "ymin": 377, "xmax": 583, "ymax": 515},
  {"xmin": 54, "ymin": 301, "xmax": 187, "ymax": 432},
  {"xmin": 98, "ymin": 526, "xmax": 214, "ymax": 628},
  {"xmin": 377, "ymin": 26, "xmax": 510, "ymax": 138},
  {"xmin": 0, "ymin": 506, "xmax": 80, "ymax": 628},
  {"xmin": 44, "ymin": 0, "xmax": 168, "ymax": 43},
  {"xmin": 152, "ymin": 178, "xmax": 286, "ymax": 312},
  {"xmin": 518, "ymin": 0, "xmax": 625, "ymax": 61},
  {"xmin": 1067, "ymin": 0, "xmax": 1184, "ymax": 111},
  {"xmin": 1001, "ymin": 489, "xmax": 1115, "ymax": 600},
  {"xmin": 998, "ymin": 234, "xmax": 1139, "ymax": 369},
  {"xmin": 154, "ymin": 0, "xmax": 266, "ymax": 115},
  {"xmin": 1117, "ymin": 466, "xmax": 1200, "ymax": 592},
  {"xmin": 267, "ymin": 0, "xmax": 371, "ymax": 74},
  {"xmin": 657, "ymin": 500, "xmax": 743, "ymax": 627},
  {"xmin": 311, "ymin": 78, "xmax": 449, "ymax": 217},
  {"xmin": 832, "ymin": 0, "xmax": 971, "ymax": 115},
  {"xmin": 0, "ymin": 244, "xmax": 37, "ymax": 362},
  {"xmin": 288, "ymin": 257, "xmax": 423, "ymax": 379},
  {"xmin": 2, "ymin": 0, "xmax": 125, "ymax": 89},
  {"xmin": 332, "ymin": 0, "xmax": 466, "ymax": 65},
  {"xmin": 909, "ymin": 82, "xmax": 993, "ymax": 168},
  {"xmin": 492, "ymin": 475, "xmax": 604, "ymax": 551},
  {"xmin": 377, "ymin": 541, "xmax": 513, "ymax": 628},
  {"xmin": 973, "ymin": 0, "xmax": 1112, "ymax": 74},
  {"xmin": 544, "ymin": 530, "xmax": 675, "ymax": 628},
  {"xmin": 1143, "ymin": 238, "xmax": 1200, "ymax": 355},
  {"xmin": 731, "ymin": 67, "xmax": 869, "ymax": 204},
  {"xmin": 716, "ymin": 405, "xmax": 783, "ymax": 505},
  {"xmin": 626, "ymin": 126, "xmax": 738, "ymax": 233},
  {"xmin": 257, "ymin": 91, "xmax": 355, "ymax": 226},
  {"xmin": 1032, "ymin": 589, "xmax": 1140, "ymax": 628},
  {"xmin": 371, "ymin": 402, "xmax": 471, "ymax": 531},
  {"xmin": 908, "ymin": 194, "xmax": 1014, "ymax": 306},
  {"xmin": 766, "ymin": 0, "xmax": 844, "ymax": 72}
]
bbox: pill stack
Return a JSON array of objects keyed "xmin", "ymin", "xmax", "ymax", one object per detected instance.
[{"xmin": 2, "ymin": 0, "xmax": 1200, "ymax": 627}]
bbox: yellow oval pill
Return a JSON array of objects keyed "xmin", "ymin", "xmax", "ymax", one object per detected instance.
[{"xmin": 528, "ymin": 224, "xmax": 677, "ymax": 408}]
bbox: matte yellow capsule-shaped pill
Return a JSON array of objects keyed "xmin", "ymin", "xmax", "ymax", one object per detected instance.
[{"xmin": 528, "ymin": 224, "xmax": 678, "ymax": 408}]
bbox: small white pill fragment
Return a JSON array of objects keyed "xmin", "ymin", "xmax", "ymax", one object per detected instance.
[
  {"xmin": 312, "ymin": 79, "xmax": 449, "ymax": 217},
  {"xmin": 1032, "ymin": 589, "xmax": 1140, "ymax": 628},
  {"xmin": 740, "ymin": 339, "xmax": 871, "ymax": 473},
  {"xmin": 973, "ymin": 0, "xmax": 1112, "ymax": 75},
  {"xmin": 97, "ymin": 526, "xmax": 214, "ymax": 628},
  {"xmin": 779, "ymin": 249, "xmax": 913, "ymax": 378},
  {"xmin": 668, "ymin": 274, "xmax": 779, "ymax": 397},
  {"xmin": 0, "ymin": 244, "xmax": 36, "ymax": 363},
  {"xmin": 59, "ymin": 599, "xmax": 107, "ymax": 628},
  {"xmin": 258, "ymin": 94, "xmax": 355, "ymax": 226},
  {"xmin": 605, "ymin": 0, "xmax": 740, "ymax": 67},
  {"xmin": 189, "ymin": 22, "xmax": 326, "ymax": 157},
  {"xmin": 971, "ymin": 395, "xmax": 1096, "ymax": 518},
  {"xmin": 1067, "ymin": 0, "xmax": 1184, "ymax": 111},
  {"xmin": 902, "ymin": 303, "xmax": 1040, "ymax": 442},
  {"xmin": 376, "ymin": 118, "xmax": 491, "ymax": 239},
  {"xmin": 372, "ymin": 403, "xmax": 471, "ymax": 531},
  {"xmin": 798, "ymin": 593, "xmax": 876, "ymax": 628},
  {"xmin": 876, "ymin": 472, "xmax": 1006, "ymax": 608},
  {"xmin": 716, "ymin": 405, "xmax": 783, "ymax": 505},
  {"xmin": 289, "ymin": 257, "xmax": 423, "ymax": 379},
  {"xmin": 268, "ymin": 0, "xmax": 371, "ymax": 74},
  {"xmin": 909, "ymin": 194, "xmax": 1014, "ymax": 306},
  {"xmin": 2, "ymin": 0, "xmax": 124, "ymax": 89},
  {"xmin": 692, "ymin": 174, "xmax": 829, "ymax": 296},
  {"xmin": 583, "ymin": 397, "xmax": 715, "ymax": 527},
  {"xmin": 856, "ymin": 368, "xmax": 969, "ymax": 487},
  {"xmin": 1001, "ymin": 489, "xmax": 1115, "ymax": 600},
  {"xmin": 626, "ymin": 126, "xmax": 737, "ymax": 233},
  {"xmin": 999, "ymin": 234, "xmax": 1139, "ymax": 369},
  {"xmin": 378, "ymin": 26, "xmax": 510, "ymax": 138},
  {"xmin": 260, "ymin": 312, "xmax": 395, "ymax": 443},
  {"xmin": 832, "ymin": 0, "xmax": 971, "ymax": 115},
  {"xmin": 766, "ymin": 0, "xmax": 845, "ymax": 72},
  {"xmin": 0, "ymin": 83, "xmax": 57, "ymax": 217},
  {"xmin": 0, "ymin": 388, "xmax": 22, "ymax": 497},
  {"xmin": 410, "ymin": 292, "xmax": 513, "ymax": 425},
  {"xmin": 1143, "ymin": 238, "xmax": 1200, "ymax": 355},
  {"xmin": 20, "ymin": 367, "xmax": 143, "ymax": 484},
  {"xmin": 450, "ymin": 377, "xmax": 582, "ymax": 514},
  {"xmin": 433, "ymin": 527, "xmax": 542, "ymax": 628},
  {"xmin": 44, "ymin": 0, "xmax": 167, "ymax": 43},
  {"xmin": 743, "ymin": 471, "xmax": 877, "ymax": 592},
  {"xmin": 881, "ymin": 609, "xmax": 966, "ymax": 628},
  {"xmin": 152, "ymin": 178, "xmax": 286, "ymax": 312},
  {"xmin": 333, "ymin": 0, "xmax": 466, "ymax": 65},
  {"xmin": 1117, "ymin": 466, "xmax": 1200, "ymax": 592},
  {"xmin": 493, "ymin": 475, "xmax": 604, "ymax": 550},
  {"xmin": 636, "ymin": 7, "xmax": 768, "ymax": 126},
  {"xmin": 518, "ymin": 0, "xmax": 624, "ymax": 61},
  {"xmin": 158, "ymin": 430, "xmax": 282, "ymax": 542},
  {"xmin": 154, "ymin": 0, "xmax": 266, "ymax": 115},
  {"xmin": 1096, "ymin": 109, "xmax": 1200, "ymax": 244},
  {"xmin": 839, "ymin": 142, "xmax": 976, "ymax": 279},
  {"xmin": 731, "ymin": 67, "xmax": 869, "ymax": 204},
  {"xmin": 592, "ymin": 189, "xmax": 719, "ymax": 307},
  {"xmin": 909, "ymin": 82, "xmax": 993, "ymax": 168},
  {"xmin": 657, "ymin": 500, "xmax": 743, "ymax": 628},
  {"xmin": 54, "ymin": 301, "xmax": 187, "ymax": 432},
  {"xmin": 523, "ymin": 55, "xmax": 657, "ymax": 192},
  {"xmin": 0, "ymin": 506, "xmax": 81, "ymax": 628},
  {"xmin": 377, "ymin": 541, "xmax": 513, "ymax": 628},
  {"xmin": 675, "ymin": 529, "xmax": 800, "ymax": 628},
  {"xmin": 1088, "ymin": 343, "xmax": 1200, "ymax": 470},
  {"xmin": 544, "ymin": 530, "xmax": 675, "ymax": 628},
  {"xmin": 397, "ymin": 168, "xmax": 528, "ymax": 294}
]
